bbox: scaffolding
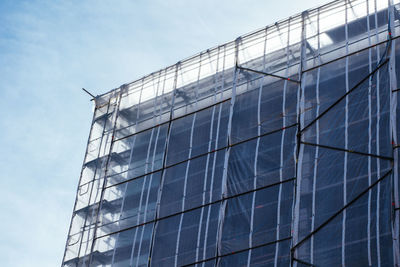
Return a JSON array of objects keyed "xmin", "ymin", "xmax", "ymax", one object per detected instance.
[{"xmin": 62, "ymin": 0, "xmax": 400, "ymax": 266}]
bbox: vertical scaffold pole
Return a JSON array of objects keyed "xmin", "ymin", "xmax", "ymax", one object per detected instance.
[
  {"xmin": 291, "ymin": 9, "xmax": 308, "ymax": 267},
  {"xmin": 388, "ymin": 0, "xmax": 400, "ymax": 265},
  {"xmin": 215, "ymin": 36, "xmax": 240, "ymax": 266}
]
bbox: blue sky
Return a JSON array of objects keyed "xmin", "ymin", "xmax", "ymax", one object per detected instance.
[{"xmin": 0, "ymin": 0, "xmax": 327, "ymax": 266}]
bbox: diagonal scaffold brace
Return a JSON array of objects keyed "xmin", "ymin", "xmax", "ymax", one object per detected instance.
[
  {"xmin": 236, "ymin": 65, "xmax": 301, "ymax": 84},
  {"xmin": 301, "ymin": 58, "xmax": 389, "ymax": 134}
]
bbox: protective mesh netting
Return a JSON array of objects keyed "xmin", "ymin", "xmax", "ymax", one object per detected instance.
[{"xmin": 62, "ymin": 0, "xmax": 400, "ymax": 266}]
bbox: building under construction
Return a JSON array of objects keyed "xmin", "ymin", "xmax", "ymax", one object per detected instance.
[{"xmin": 62, "ymin": 0, "xmax": 400, "ymax": 266}]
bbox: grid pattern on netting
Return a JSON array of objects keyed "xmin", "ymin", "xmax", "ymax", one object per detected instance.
[{"xmin": 62, "ymin": 0, "xmax": 400, "ymax": 266}]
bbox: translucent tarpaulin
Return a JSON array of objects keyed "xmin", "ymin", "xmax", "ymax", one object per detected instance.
[{"xmin": 62, "ymin": 0, "xmax": 400, "ymax": 266}]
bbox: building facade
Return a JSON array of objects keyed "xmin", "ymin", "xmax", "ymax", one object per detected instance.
[{"xmin": 62, "ymin": 0, "xmax": 400, "ymax": 266}]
